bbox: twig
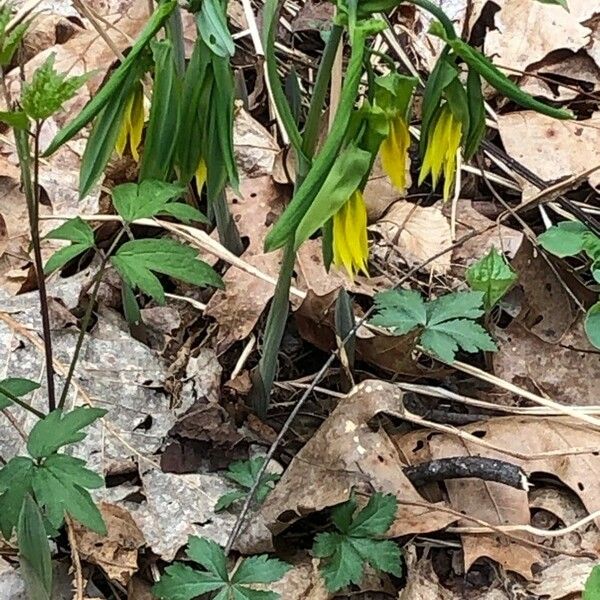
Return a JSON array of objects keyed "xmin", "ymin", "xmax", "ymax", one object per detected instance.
[{"xmin": 66, "ymin": 516, "xmax": 84, "ymax": 600}]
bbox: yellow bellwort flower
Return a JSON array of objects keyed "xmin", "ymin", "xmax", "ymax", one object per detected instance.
[
  {"xmin": 115, "ymin": 84, "xmax": 145, "ymax": 162},
  {"xmin": 332, "ymin": 190, "xmax": 369, "ymax": 278},
  {"xmin": 379, "ymin": 115, "xmax": 410, "ymax": 191},
  {"xmin": 195, "ymin": 157, "xmax": 207, "ymax": 195},
  {"xmin": 418, "ymin": 105, "xmax": 462, "ymax": 201}
]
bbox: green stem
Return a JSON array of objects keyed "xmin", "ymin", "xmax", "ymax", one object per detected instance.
[
  {"xmin": 404, "ymin": 0, "xmax": 457, "ymax": 39},
  {"xmin": 250, "ymin": 241, "xmax": 295, "ymax": 416},
  {"xmin": 0, "ymin": 385, "xmax": 45, "ymax": 419},
  {"xmin": 14, "ymin": 124, "xmax": 57, "ymax": 413},
  {"xmin": 212, "ymin": 189, "xmax": 244, "ymax": 256},
  {"xmin": 58, "ymin": 230, "xmax": 125, "ymax": 410},
  {"xmin": 301, "ymin": 24, "xmax": 344, "ymax": 161}
]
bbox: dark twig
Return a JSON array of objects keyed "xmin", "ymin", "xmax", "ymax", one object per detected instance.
[
  {"xmin": 224, "ymin": 231, "xmax": 478, "ymax": 554},
  {"xmin": 403, "ymin": 457, "xmax": 528, "ymax": 490}
]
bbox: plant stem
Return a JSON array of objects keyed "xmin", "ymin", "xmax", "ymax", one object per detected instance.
[
  {"xmin": 0, "ymin": 386, "xmax": 45, "ymax": 419},
  {"xmin": 212, "ymin": 189, "xmax": 244, "ymax": 256},
  {"xmin": 250, "ymin": 241, "xmax": 295, "ymax": 416},
  {"xmin": 13, "ymin": 124, "xmax": 57, "ymax": 413},
  {"xmin": 405, "ymin": 0, "xmax": 457, "ymax": 39},
  {"xmin": 301, "ymin": 24, "xmax": 343, "ymax": 161},
  {"xmin": 58, "ymin": 230, "xmax": 125, "ymax": 410}
]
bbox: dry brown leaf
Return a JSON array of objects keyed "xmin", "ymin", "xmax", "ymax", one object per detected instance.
[
  {"xmin": 399, "ymin": 550, "xmax": 456, "ymax": 600},
  {"xmin": 233, "ymin": 107, "xmax": 280, "ymax": 177},
  {"xmin": 71, "ymin": 502, "xmax": 145, "ymax": 586},
  {"xmin": 493, "ymin": 317, "xmax": 600, "ymax": 406},
  {"xmin": 257, "ymin": 381, "xmax": 456, "ymax": 543},
  {"xmin": 396, "ymin": 415, "xmax": 600, "ymax": 577},
  {"xmin": 268, "ymin": 558, "xmax": 330, "ymax": 599},
  {"xmin": 497, "ymin": 111, "xmax": 600, "ymax": 192},
  {"xmin": 363, "ymin": 156, "xmax": 406, "ymax": 222},
  {"xmin": 484, "ymin": 0, "xmax": 597, "ymax": 74},
  {"xmin": 371, "ymin": 200, "xmax": 452, "ymax": 274}
]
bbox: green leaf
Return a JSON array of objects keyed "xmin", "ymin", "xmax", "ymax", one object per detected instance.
[
  {"xmin": 214, "ymin": 490, "xmax": 247, "ymax": 512},
  {"xmin": 426, "ymin": 291, "xmax": 486, "ymax": 325},
  {"xmin": 294, "ymin": 144, "xmax": 372, "ymax": 249},
  {"xmin": 426, "ymin": 318, "xmax": 497, "ymax": 362},
  {"xmin": 370, "ymin": 289, "xmax": 427, "ymax": 333},
  {"xmin": 44, "ymin": 217, "xmax": 95, "ymax": 274},
  {"xmin": 419, "ymin": 328, "xmax": 459, "ymax": 364},
  {"xmin": 313, "ymin": 493, "xmax": 401, "ymax": 593},
  {"xmin": 159, "ymin": 202, "xmax": 208, "ymax": 224},
  {"xmin": 32, "ymin": 455, "xmax": 106, "ymax": 534},
  {"xmin": 536, "ymin": 0, "xmax": 568, "ymax": 9},
  {"xmin": 153, "ymin": 563, "xmax": 225, "ymax": 600},
  {"xmin": 232, "ymin": 555, "xmax": 291, "ymax": 585},
  {"xmin": 466, "ymin": 247, "xmax": 517, "ymax": 309},
  {"xmin": 0, "ymin": 110, "xmax": 28, "ymax": 129},
  {"xmin": 186, "ymin": 536, "xmax": 228, "ymax": 580},
  {"xmin": 538, "ymin": 221, "xmax": 587, "ymax": 257},
  {"xmin": 197, "ymin": 0, "xmax": 235, "ymax": 57},
  {"xmin": 43, "ymin": 1, "xmax": 177, "ymax": 156},
  {"xmin": 0, "ymin": 18, "xmax": 32, "ymax": 66},
  {"xmin": 27, "ymin": 406, "xmax": 107, "ymax": 459},
  {"xmin": 112, "ymin": 180, "xmax": 184, "ymax": 222},
  {"xmin": 21, "ymin": 53, "xmax": 89, "ymax": 120},
  {"xmin": 584, "ymin": 565, "xmax": 600, "ymax": 600},
  {"xmin": 348, "ymin": 492, "xmax": 397, "ymax": 537},
  {"xmin": 139, "ymin": 40, "xmax": 181, "ymax": 181},
  {"xmin": 44, "ymin": 244, "xmax": 89, "ymax": 274},
  {"xmin": 464, "ymin": 68, "xmax": 486, "ymax": 159},
  {"xmin": 585, "ymin": 302, "xmax": 600, "ymax": 350},
  {"xmin": 0, "ymin": 377, "xmax": 39, "ymax": 410},
  {"xmin": 110, "ymin": 238, "xmax": 223, "ymax": 304},
  {"xmin": 0, "ymin": 457, "xmax": 34, "ymax": 538},
  {"xmin": 18, "ymin": 495, "xmax": 52, "ymax": 600}
]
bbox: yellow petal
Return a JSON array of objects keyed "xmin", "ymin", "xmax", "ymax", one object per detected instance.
[
  {"xmin": 419, "ymin": 108, "xmax": 448, "ymax": 187},
  {"xmin": 333, "ymin": 202, "xmax": 354, "ymax": 278},
  {"xmin": 380, "ymin": 116, "xmax": 410, "ymax": 190},
  {"xmin": 115, "ymin": 93, "xmax": 134, "ymax": 157},
  {"xmin": 442, "ymin": 115, "xmax": 462, "ymax": 201},
  {"xmin": 346, "ymin": 190, "xmax": 369, "ymax": 276},
  {"xmin": 195, "ymin": 157, "xmax": 208, "ymax": 195},
  {"xmin": 128, "ymin": 85, "xmax": 145, "ymax": 162}
]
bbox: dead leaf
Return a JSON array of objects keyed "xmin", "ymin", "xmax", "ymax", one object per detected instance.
[
  {"xmin": 497, "ymin": 111, "xmax": 600, "ymax": 192},
  {"xmin": 484, "ymin": 0, "xmax": 597, "ymax": 75},
  {"xmin": 363, "ymin": 156, "xmax": 405, "ymax": 221},
  {"xmin": 268, "ymin": 557, "xmax": 329, "ymax": 599},
  {"xmin": 493, "ymin": 317, "xmax": 600, "ymax": 406},
  {"xmin": 528, "ymin": 557, "xmax": 597, "ymax": 599},
  {"xmin": 71, "ymin": 502, "xmax": 144, "ymax": 586},
  {"xmin": 257, "ymin": 381, "xmax": 456, "ymax": 543},
  {"xmin": 371, "ymin": 200, "xmax": 452, "ymax": 274},
  {"xmin": 234, "ymin": 107, "xmax": 280, "ymax": 177},
  {"xmin": 399, "ymin": 548, "xmax": 457, "ymax": 600}
]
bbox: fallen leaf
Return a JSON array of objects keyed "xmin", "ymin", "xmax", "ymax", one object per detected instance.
[
  {"xmin": 234, "ymin": 107, "xmax": 280, "ymax": 177},
  {"xmin": 493, "ymin": 317, "xmax": 600, "ymax": 406},
  {"xmin": 268, "ymin": 557, "xmax": 329, "ymax": 599},
  {"xmin": 527, "ymin": 557, "xmax": 597, "ymax": 599},
  {"xmin": 71, "ymin": 502, "xmax": 145, "ymax": 586},
  {"xmin": 497, "ymin": 111, "xmax": 600, "ymax": 192},
  {"xmin": 371, "ymin": 200, "xmax": 452, "ymax": 274},
  {"xmin": 363, "ymin": 156, "xmax": 405, "ymax": 221}
]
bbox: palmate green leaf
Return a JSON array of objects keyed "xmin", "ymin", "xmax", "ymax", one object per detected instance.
[
  {"xmin": 313, "ymin": 493, "xmax": 401, "ymax": 593},
  {"xmin": 18, "ymin": 495, "xmax": 52, "ymax": 600},
  {"xmin": 112, "ymin": 180, "xmax": 184, "ymax": 222},
  {"xmin": 111, "ymin": 238, "xmax": 223, "ymax": 304},
  {"xmin": 44, "ymin": 1, "xmax": 177, "ymax": 156},
  {"xmin": 187, "ymin": 536, "xmax": 228, "ymax": 579},
  {"xmin": 0, "ymin": 110, "xmax": 28, "ymax": 129},
  {"xmin": 0, "ymin": 456, "xmax": 35, "ymax": 538},
  {"xmin": 0, "ymin": 18, "xmax": 32, "ymax": 67},
  {"xmin": 585, "ymin": 302, "xmax": 600, "ymax": 351},
  {"xmin": 139, "ymin": 39, "xmax": 180, "ymax": 181},
  {"xmin": 153, "ymin": 563, "xmax": 225, "ymax": 600},
  {"xmin": 214, "ymin": 490, "xmax": 247, "ymax": 512},
  {"xmin": 584, "ymin": 565, "xmax": 600, "ymax": 600},
  {"xmin": 197, "ymin": 0, "xmax": 235, "ymax": 57},
  {"xmin": 370, "ymin": 289, "xmax": 427, "ymax": 333},
  {"xmin": 0, "ymin": 377, "xmax": 40, "ymax": 410},
  {"xmin": 538, "ymin": 221, "xmax": 587, "ymax": 257},
  {"xmin": 32, "ymin": 454, "xmax": 106, "ymax": 534},
  {"xmin": 466, "ymin": 247, "xmax": 517, "ymax": 310},
  {"xmin": 27, "ymin": 406, "xmax": 106, "ymax": 459},
  {"xmin": 159, "ymin": 202, "xmax": 208, "ymax": 224},
  {"xmin": 44, "ymin": 217, "xmax": 95, "ymax": 273},
  {"xmin": 232, "ymin": 555, "xmax": 291, "ymax": 585},
  {"xmin": 293, "ymin": 144, "xmax": 372, "ymax": 249},
  {"xmin": 21, "ymin": 53, "xmax": 89, "ymax": 120},
  {"xmin": 426, "ymin": 291, "xmax": 486, "ymax": 325}
]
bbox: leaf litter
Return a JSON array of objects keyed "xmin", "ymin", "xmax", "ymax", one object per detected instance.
[{"xmin": 2, "ymin": 0, "xmax": 600, "ymax": 597}]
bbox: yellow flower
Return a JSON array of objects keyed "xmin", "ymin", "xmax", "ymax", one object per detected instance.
[
  {"xmin": 380, "ymin": 115, "xmax": 410, "ymax": 190},
  {"xmin": 418, "ymin": 105, "xmax": 462, "ymax": 201},
  {"xmin": 332, "ymin": 190, "xmax": 369, "ymax": 278},
  {"xmin": 115, "ymin": 84, "xmax": 145, "ymax": 162},
  {"xmin": 195, "ymin": 157, "xmax": 207, "ymax": 195}
]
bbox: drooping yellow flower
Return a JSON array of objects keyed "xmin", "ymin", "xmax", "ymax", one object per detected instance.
[
  {"xmin": 115, "ymin": 84, "xmax": 145, "ymax": 162},
  {"xmin": 332, "ymin": 190, "xmax": 369, "ymax": 278},
  {"xmin": 380, "ymin": 115, "xmax": 411, "ymax": 191},
  {"xmin": 418, "ymin": 105, "xmax": 462, "ymax": 201},
  {"xmin": 195, "ymin": 157, "xmax": 207, "ymax": 195}
]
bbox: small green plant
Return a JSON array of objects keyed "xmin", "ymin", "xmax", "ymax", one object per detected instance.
[
  {"xmin": 370, "ymin": 290, "xmax": 497, "ymax": 363},
  {"xmin": 153, "ymin": 536, "xmax": 291, "ymax": 599},
  {"xmin": 585, "ymin": 565, "xmax": 600, "ymax": 600},
  {"xmin": 312, "ymin": 493, "xmax": 402, "ymax": 593},
  {"xmin": 215, "ymin": 458, "xmax": 280, "ymax": 512},
  {"xmin": 466, "ymin": 247, "xmax": 517, "ymax": 310},
  {"xmin": 538, "ymin": 221, "xmax": 600, "ymax": 348}
]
